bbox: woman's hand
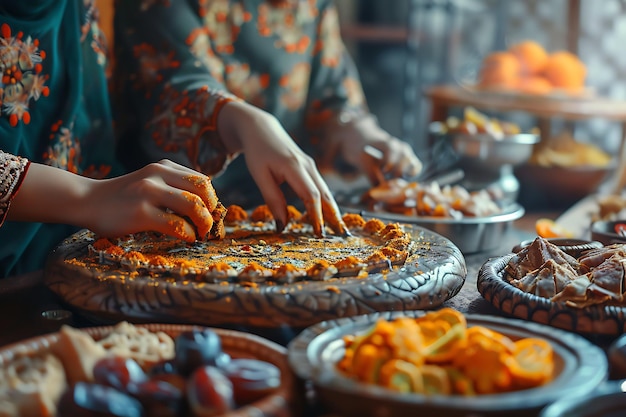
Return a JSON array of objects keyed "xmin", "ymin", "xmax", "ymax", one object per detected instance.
[
  {"xmin": 9, "ymin": 160, "xmax": 219, "ymax": 242},
  {"xmin": 218, "ymin": 101, "xmax": 347, "ymax": 236},
  {"xmin": 322, "ymin": 114, "xmax": 423, "ymax": 185}
]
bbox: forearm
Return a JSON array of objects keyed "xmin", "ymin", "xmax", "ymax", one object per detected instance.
[{"xmin": 7, "ymin": 162, "xmax": 93, "ymax": 227}]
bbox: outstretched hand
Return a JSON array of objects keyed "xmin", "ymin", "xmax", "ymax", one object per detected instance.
[
  {"xmin": 83, "ymin": 160, "xmax": 221, "ymax": 241},
  {"xmin": 218, "ymin": 101, "xmax": 348, "ymax": 236},
  {"xmin": 11, "ymin": 160, "xmax": 220, "ymax": 242},
  {"xmin": 321, "ymin": 113, "xmax": 423, "ymax": 185}
]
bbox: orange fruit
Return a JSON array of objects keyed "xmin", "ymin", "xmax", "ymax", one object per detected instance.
[
  {"xmin": 478, "ymin": 51, "xmax": 521, "ymax": 90},
  {"xmin": 517, "ymin": 75, "xmax": 553, "ymax": 95},
  {"xmin": 535, "ymin": 218, "xmax": 574, "ymax": 238},
  {"xmin": 509, "ymin": 40, "xmax": 549, "ymax": 76},
  {"xmin": 506, "ymin": 338, "xmax": 554, "ymax": 388},
  {"xmin": 544, "ymin": 51, "xmax": 586, "ymax": 93}
]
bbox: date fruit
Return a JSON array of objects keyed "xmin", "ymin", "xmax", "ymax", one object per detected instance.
[
  {"xmin": 93, "ymin": 356, "xmax": 147, "ymax": 391},
  {"xmin": 57, "ymin": 382, "xmax": 144, "ymax": 417},
  {"xmin": 174, "ymin": 329, "xmax": 223, "ymax": 376},
  {"xmin": 187, "ymin": 366, "xmax": 234, "ymax": 416},
  {"xmin": 127, "ymin": 379, "xmax": 184, "ymax": 417},
  {"xmin": 222, "ymin": 358, "xmax": 281, "ymax": 405}
]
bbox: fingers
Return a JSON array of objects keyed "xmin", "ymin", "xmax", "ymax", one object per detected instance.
[
  {"xmin": 251, "ymin": 168, "xmax": 289, "ymax": 234},
  {"xmin": 153, "ymin": 160, "xmax": 220, "ymax": 211},
  {"xmin": 254, "ymin": 155, "xmax": 325, "ymax": 237},
  {"xmin": 146, "ymin": 206, "xmax": 198, "ymax": 243},
  {"xmin": 322, "ymin": 197, "xmax": 350, "ymax": 236},
  {"xmin": 288, "ymin": 158, "xmax": 348, "ymax": 237},
  {"xmin": 284, "ymin": 162, "xmax": 325, "ymax": 237},
  {"xmin": 370, "ymin": 139, "xmax": 423, "ymax": 180}
]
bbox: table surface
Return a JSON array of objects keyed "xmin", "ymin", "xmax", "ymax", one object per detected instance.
[{"xmin": 0, "ymin": 211, "xmax": 614, "ymax": 417}]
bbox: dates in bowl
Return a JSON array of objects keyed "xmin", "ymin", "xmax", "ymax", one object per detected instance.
[{"xmin": 0, "ymin": 322, "xmax": 299, "ymax": 417}]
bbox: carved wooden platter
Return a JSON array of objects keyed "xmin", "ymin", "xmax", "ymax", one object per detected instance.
[
  {"xmin": 478, "ymin": 254, "xmax": 626, "ymax": 336},
  {"xmin": 44, "ymin": 224, "xmax": 466, "ymax": 330}
]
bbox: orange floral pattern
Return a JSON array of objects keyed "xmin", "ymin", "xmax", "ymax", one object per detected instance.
[
  {"xmin": 113, "ymin": 0, "xmax": 368, "ymax": 175},
  {"xmin": 0, "ymin": 23, "xmax": 50, "ymax": 127}
]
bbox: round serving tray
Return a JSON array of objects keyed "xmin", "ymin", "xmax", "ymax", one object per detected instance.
[
  {"xmin": 0, "ymin": 323, "xmax": 299, "ymax": 417},
  {"xmin": 343, "ymin": 203, "xmax": 525, "ymax": 254},
  {"xmin": 287, "ymin": 310, "xmax": 607, "ymax": 417},
  {"xmin": 477, "ymin": 254, "xmax": 626, "ymax": 336},
  {"xmin": 44, "ymin": 225, "xmax": 466, "ymax": 330}
]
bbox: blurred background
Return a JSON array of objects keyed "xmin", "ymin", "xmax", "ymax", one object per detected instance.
[
  {"xmin": 336, "ymin": 0, "xmax": 623, "ymax": 155},
  {"xmin": 332, "ymin": 0, "xmax": 626, "ymax": 210},
  {"xmin": 96, "ymin": 0, "xmax": 626, "ymax": 210}
]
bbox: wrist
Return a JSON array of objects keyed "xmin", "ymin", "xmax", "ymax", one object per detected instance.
[{"xmin": 217, "ymin": 101, "xmax": 277, "ymax": 153}]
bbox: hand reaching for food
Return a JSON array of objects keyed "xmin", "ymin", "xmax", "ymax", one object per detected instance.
[
  {"xmin": 9, "ymin": 159, "xmax": 224, "ymax": 242},
  {"xmin": 320, "ymin": 113, "xmax": 423, "ymax": 185},
  {"xmin": 217, "ymin": 101, "xmax": 348, "ymax": 237}
]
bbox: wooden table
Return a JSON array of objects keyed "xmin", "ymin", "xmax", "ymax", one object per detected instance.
[{"xmin": 425, "ymin": 85, "xmax": 626, "ymax": 193}]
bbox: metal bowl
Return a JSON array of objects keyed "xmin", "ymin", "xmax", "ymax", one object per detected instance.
[
  {"xmin": 350, "ymin": 203, "xmax": 525, "ymax": 254},
  {"xmin": 450, "ymin": 133, "xmax": 540, "ymax": 168},
  {"xmin": 591, "ymin": 219, "xmax": 626, "ymax": 246},
  {"xmin": 516, "ymin": 164, "xmax": 615, "ymax": 210}
]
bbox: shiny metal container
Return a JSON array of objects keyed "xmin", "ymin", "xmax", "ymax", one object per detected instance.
[{"xmin": 353, "ymin": 203, "xmax": 525, "ymax": 254}]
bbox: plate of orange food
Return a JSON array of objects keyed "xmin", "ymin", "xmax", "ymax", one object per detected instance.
[
  {"xmin": 287, "ymin": 308, "xmax": 606, "ymax": 417},
  {"xmin": 44, "ymin": 205, "xmax": 466, "ymax": 331}
]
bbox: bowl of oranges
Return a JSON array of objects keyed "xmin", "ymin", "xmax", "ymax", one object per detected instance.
[{"xmin": 472, "ymin": 40, "xmax": 589, "ymax": 98}]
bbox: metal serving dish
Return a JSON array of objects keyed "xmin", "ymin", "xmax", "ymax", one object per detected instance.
[
  {"xmin": 344, "ymin": 203, "xmax": 525, "ymax": 254},
  {"xmin": 451, "ymin": 133, "xmax": 540, "ymax": 168}
]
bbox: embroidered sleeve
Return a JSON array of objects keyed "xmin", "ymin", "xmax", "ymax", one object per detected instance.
[
  {"xmin": 304, "ymin": 0, "xmax": 370, "ymax": 135},
  {"xmin": 113, "ymin": 1, "xmax": 240, "ymax": 176},
  {"xmin": 0, "ymin": 151, "xmax": 30, "ymax": 227}
]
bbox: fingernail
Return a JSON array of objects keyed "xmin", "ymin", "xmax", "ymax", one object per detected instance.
[{"xmin": 275, "ymin": 218, "xmax": 285, "ymax": 233}]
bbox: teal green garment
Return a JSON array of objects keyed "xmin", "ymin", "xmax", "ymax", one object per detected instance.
[{"xmin": 0, "ymin": 0, "xmax": 124, "ymax": 277}]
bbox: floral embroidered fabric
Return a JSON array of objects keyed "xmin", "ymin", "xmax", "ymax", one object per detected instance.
[
  {"xmin": 113, "ymin": 0, "xmax": 368, "ymax": 178},
  {"xmin": 0, "ymin": 151, "xmax": 29, "ymax": 226},
  {"xmin": 0, "ymin": 23, "xmax": 50, "ymax": 127},
  {"xmin": 0, "ymin": 0, "xmax": 122, "ymax": 277}
]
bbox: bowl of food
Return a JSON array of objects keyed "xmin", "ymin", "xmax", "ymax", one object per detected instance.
[
  {"xmin": 478, "ymin": 237, "xmax": 626, "ymax": 335},
  {"xmin": 590, "ymin": 220, "xmax": 626, "ymax": 246},
  {"xmin": 515, "ymin": 130, "xmax": 615, "ymax": 209},
  {"xmin": 451, "ymin": 133, "xmax": 540, "ymax": 168},
  {"xmin": 347, "ymin": 177, "xmax": 525, "ymax": 254},
  {"xmin": 512, "ymin": 237, "xmax": 603, "ymax": 258},
  {"xmin": 430, "ymin": 107, "xmax": 540, "ymax": 169},
  {"xmin": 287, "ymin": 309, "xmax": 606, "ymax": 417},
  {"xmin": 0, "ymin": 321, "xmax": 300, "ymax": 417},
  {"xmin": 516, "ymin": 164, "xmax": 614, "ymax": 209}
]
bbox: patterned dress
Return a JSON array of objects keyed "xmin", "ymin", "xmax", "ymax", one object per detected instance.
[
  {"xmin": 0, "ymin": 0, "xmax": 122, "ymax": 277},
  {"xmin": 112, "ymin": 0, "xmax": 369, "ymax": 205},
  {"xmin": 0, "ymin": 0, "xmax": 371, "ymax": 277}
]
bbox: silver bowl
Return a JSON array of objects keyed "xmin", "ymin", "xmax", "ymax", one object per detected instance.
[
  {"xmin": 349, "ymin": 203, "xmax": 525, "ymax": 254},
  {"xmin": 451, "ymin": 133, "xmax": 540, "ymax": 168}
]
